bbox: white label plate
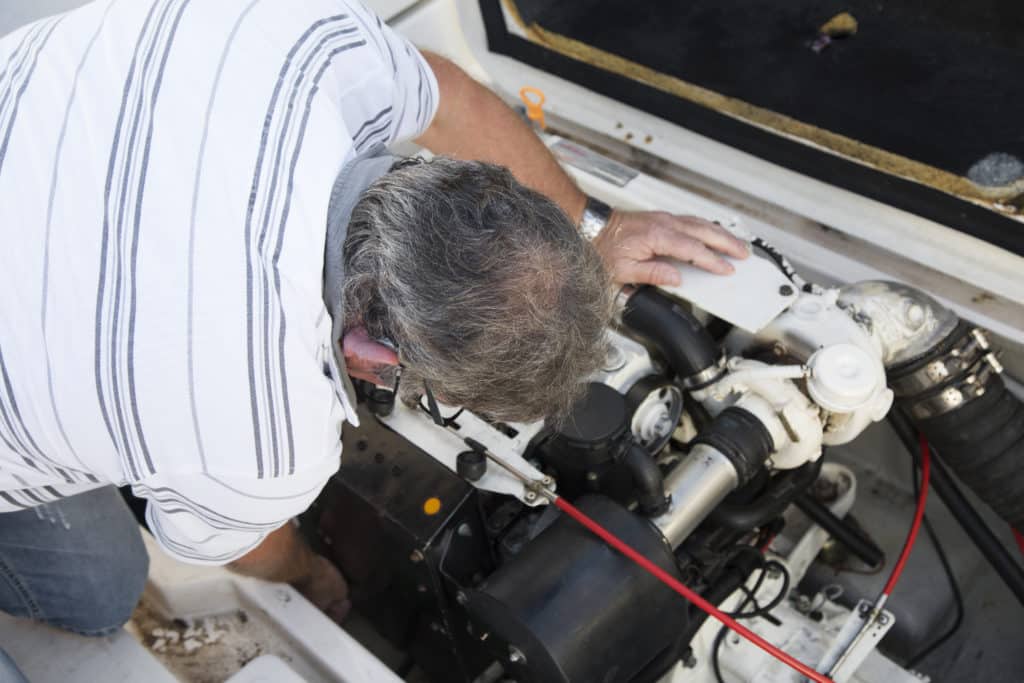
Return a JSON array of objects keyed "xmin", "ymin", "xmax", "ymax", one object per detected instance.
[{"xmin": 660, "ymin": 253, "xmax": 797, "ymax": 333}]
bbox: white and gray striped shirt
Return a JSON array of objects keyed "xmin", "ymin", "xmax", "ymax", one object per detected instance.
[{"xmin": 0, "ymin": 0, "xmax": 438, "ymax": 564}]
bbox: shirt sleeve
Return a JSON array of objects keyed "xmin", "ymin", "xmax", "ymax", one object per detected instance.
[
  {"xmin": 339, "ymin": 1, "xmax": 440, "ymax": 149},
  {"xmin": 137, "ymin": 458, "xmax": 338, "ymax": 566}
]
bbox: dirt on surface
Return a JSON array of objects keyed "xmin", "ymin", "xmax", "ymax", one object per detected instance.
[{"xmin": 128, "ymin": 598, "xmax": 292, "ymax": 683}]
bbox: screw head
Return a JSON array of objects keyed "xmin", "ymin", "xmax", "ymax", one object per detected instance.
[
  {"xmin": 779, "ymin": 284, "xmax": 795, "ymax": 296},
  {"xmin": 509, "ymin": 646, "xmax": 526, "ymax": 664},
  {"xmin": 409, "ymin": 549, "xmax": 425, "ymax": 563}
]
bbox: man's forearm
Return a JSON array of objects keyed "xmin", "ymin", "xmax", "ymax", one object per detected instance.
[
  {"xmin": 228, "ymin": 523, "xmax": 314, "ymax": 584},
  {"xmin": 416, "ymin": 52, "xmax": 587, "ymax": 223}
]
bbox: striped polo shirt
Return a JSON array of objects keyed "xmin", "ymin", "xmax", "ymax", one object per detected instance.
[{"xmin": 0, "ymin": 0, "xmax": 438, "ymax": 564}]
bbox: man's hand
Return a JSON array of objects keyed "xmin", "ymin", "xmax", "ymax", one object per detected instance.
[
  {"xmin": 416, "ymin": 52, "xmax": 748, "ymax": 288},
  {"xmin": 291, "ymin": 555, "xmax": 352, "ymax": 624},
  {"xmin": 593, "ymin": 211, "xmax": 750, "ymax": 286}
]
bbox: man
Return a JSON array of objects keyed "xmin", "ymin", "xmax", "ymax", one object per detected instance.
[{"xmin": 0, "ymin": 0, "xmax": 747, "ymax": 654}]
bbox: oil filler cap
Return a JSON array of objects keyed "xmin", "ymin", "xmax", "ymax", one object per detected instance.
[{"xmin": 807, "ymin": 343, "xmax": 879, "ymax": 413}]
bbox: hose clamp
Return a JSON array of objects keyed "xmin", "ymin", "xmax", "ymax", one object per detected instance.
[
  {"xmin": 889, "ymin": 328, "xmax": 992, "ymax": 397},
  {"xmin": 681, "ymin": 355, "xmax": 728, "ymax": 390},
  {"xmin": 904, "ymin": 351, "xmax": 1002, "ymax": 419}
]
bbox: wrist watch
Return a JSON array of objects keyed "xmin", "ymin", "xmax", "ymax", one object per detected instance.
[{"xmin": 578, "ymin": 195, "xmax": 613, "ymax": 241}]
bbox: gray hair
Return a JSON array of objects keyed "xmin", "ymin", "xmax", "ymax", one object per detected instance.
[{"xmin": 342, "ymin": 157, "xmax": 612, "ymax": 423}]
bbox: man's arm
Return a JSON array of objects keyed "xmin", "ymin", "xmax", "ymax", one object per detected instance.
[
  {"xmin": 414, "ymin": 52, "xmax": 749, "ymax": 287},
  {"xmin": 415, "ymin": 54, "xmax": 587, "ymax": 224},
  {"xmin": 229, "ymin": 524, "xmax": 351, "ymax": 623}
]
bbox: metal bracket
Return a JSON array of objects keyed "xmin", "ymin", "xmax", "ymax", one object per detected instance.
[
  {"xmin": 377, "ymin": 399, "xmax": 554, "ymax": 506},
  {"xmin": 817, "ymin": 599, "xmax": 895, "ymax": 682}
]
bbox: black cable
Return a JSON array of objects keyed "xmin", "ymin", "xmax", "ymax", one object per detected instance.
[
  {"xmin": 416, "ymin": 394, "xmax": 464, "ymax": 427},
  {"xmin": 723, "ymin": 561, "xmax": 769, "ymax": 617},
  {"xmin": 905, "ymin": 454, "xmax": 965, "ymax": 668},
  {"xmin": 731, "ymin": 561, "xmax": 791, "ymax": 619},
  {"xmin": 713, "ymin": 560, "xmax": 792, "ymax": 682},
  {"xmin": 711, "ymin": 624, "xmax": 732, "ymax": 683},
  {"xmin": 751, "ymin": 237, "xmax": 799, "ymax": 284}
]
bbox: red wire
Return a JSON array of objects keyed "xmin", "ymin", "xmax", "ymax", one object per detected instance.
[
  {"xmin": 881, "ymin": 432, "xmax": 931, "ymax": 597},
  {"xmin": 1013, "ymin": 528, "xmax": 1024, "ymax": 560},
  {"xmin": 553, "ymin": 496, "xmax": 834, "ymax": 683}
]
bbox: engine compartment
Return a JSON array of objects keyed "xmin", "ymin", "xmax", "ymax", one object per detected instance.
[{"xmin": 302, "ymin": 241, "xmax": 1023, "ymax": 683}]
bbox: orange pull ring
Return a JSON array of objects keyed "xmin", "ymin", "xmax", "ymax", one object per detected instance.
[{"xmin": 519, "ymin": 86, "xmax": 547, "ymax": 130}]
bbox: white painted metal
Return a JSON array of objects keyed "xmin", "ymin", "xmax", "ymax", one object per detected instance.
[
  {"xmin": 226, "ymin": 655, "xmax": 310, "ymax": 683},
  {"xmin": 694, "ymin": 360, "xmax": 825, "ymax": 470},
  {"xmin": 377, "ymin": 398, "xmax": 549, "ymax": 505},
  {"xmin": 837, "ymin": 282, "xmax": 961, "ymax": 366},
  {"xmin": 727, "ymin": 289, "xmax": 895, "ymax": 447},
  {"xmin": 660, "ymin": 249, "xmax": 799, "ymax": 333},
  {"xmin": 818, "ymin": 600, "xmax": 896, "ymax": 683}
]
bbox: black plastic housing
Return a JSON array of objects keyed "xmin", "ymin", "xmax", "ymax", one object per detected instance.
[{"xmin": 465, "ymin": 495, "xmax": 688, "ymax": 683}]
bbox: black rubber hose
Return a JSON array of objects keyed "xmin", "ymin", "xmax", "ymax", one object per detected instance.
[
  {"xmin": 890, "ymin": 413, "xmax": 1024, "ymax": 607},
  {"xmin": 910, "ymin": 379, "xmax": 1024, "ymax": 529},
  {"xmin": 708, "ymin": 457, "xmax": 823, "ymax": 531},
  {"xmin": 887, "ymin": 324, "xmax": 1024, "ymax": 530},
  {"xmin": 620, "ymin": 286, "xmax": 721, "ymax": 385},
  {"xmin": 793, "ymin": 494, "xmax": 884, "ymax": 568},
  {"xmin": 622, "ymin": 442, "xmax": 669, "ymax": 516}
]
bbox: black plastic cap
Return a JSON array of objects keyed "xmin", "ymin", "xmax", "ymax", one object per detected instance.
[{"xmin": 456, "ymin": 450, "xmax": 487, "ymax": 482}]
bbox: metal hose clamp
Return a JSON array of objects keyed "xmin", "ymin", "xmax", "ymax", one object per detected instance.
[{"xmin": 889, "ymin": 328, "xmax": 992, "ymax": 397}]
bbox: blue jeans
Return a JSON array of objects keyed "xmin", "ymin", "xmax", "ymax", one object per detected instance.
[{"xmin": 0, "ymin": 486, "xmax": 149, "ymax": 681}]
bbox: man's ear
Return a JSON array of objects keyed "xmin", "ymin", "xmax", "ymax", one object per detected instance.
[{"xmin": 341, "ymin": 326, "xmax": 400, "ymax": 386}]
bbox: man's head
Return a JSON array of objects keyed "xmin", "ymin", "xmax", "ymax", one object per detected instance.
[{"xmin": 342, "ymin": 157, "xmax": 612, "ymax": 423}]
